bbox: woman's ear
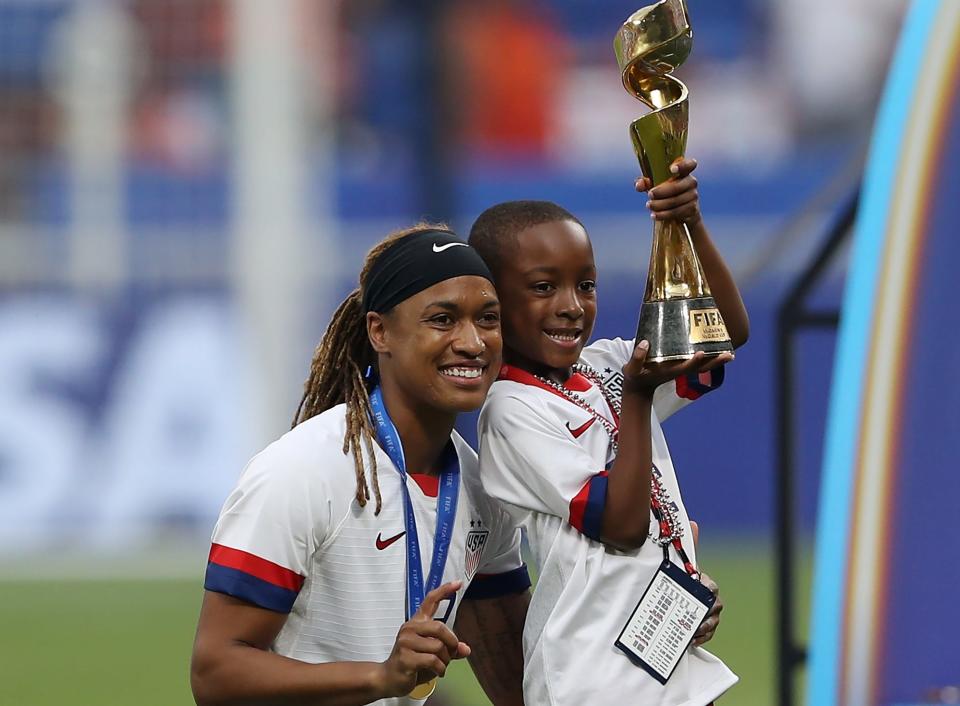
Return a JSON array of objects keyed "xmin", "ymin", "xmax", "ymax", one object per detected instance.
[{"xmin": 367, "ymin": 311, "xmax": 389, "ymax": 354}]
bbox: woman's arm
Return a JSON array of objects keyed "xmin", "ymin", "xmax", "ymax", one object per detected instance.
[
  {"xmin": 191, "ymin": 583, "xmax": 469, "ymax": 706},
  {"xmin": 454, "ymin": 590, "xmax": 530, "ymax": 706}
]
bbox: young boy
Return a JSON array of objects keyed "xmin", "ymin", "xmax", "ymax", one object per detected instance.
[{"xmin": 468, "ymin": 158, "xmax": 748, "ymax": 705}]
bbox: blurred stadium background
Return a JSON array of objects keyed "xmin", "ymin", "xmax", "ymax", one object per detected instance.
[{"xmin": 0, "ymin": 1, "xmax": 911, "ymax": 704}]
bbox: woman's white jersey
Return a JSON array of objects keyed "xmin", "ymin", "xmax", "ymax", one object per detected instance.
[
  {"xmin": 205, "ymin": 403, "xmax": 529, "ymax": 706},
  {"xmin": 478, "ymin": 338, "xmax": 738, "ymax": 706}
]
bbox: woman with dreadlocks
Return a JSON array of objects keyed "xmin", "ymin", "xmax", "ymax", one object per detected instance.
[{"xmin": 190, "ymin": 225, "xmax": 530, "ymax": 706}]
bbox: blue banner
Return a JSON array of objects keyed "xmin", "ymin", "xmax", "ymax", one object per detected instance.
[{"xmin": 808, "ymin": 2, "xmax": 960, "ymax": 703}]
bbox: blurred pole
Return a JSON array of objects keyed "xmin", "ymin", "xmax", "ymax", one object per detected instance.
[
  {"xmin": 410, "ymin": 0, "xmax": 455, "ymax": 222},
  {"xmin": 231, "ymin": 0, "xmax": 331, "ymax": 441},
  {"xmin": 775, "ymin": 187, "xmax": 858, "ymax": 706},
  {"xmin": 51, "ymin": 3, "xmax": 138, "ymax": 291}
]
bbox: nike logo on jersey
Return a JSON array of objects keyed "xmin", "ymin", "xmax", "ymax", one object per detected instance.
[
  {"xmin": 433, "ymin": 242, "xmax": 468, "ymax": 253},
  {"xmin": 376, "ymin": 531, "xmax": 406, "ymax": 550},
  {"xmin": 566, "ymin": 418, "xmax": 596, "ymax": 438}
]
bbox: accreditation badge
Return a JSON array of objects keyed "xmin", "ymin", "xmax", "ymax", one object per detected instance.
[{"xmin": 614, "ymin": 559, "xmax": 716, "ymax": 685}]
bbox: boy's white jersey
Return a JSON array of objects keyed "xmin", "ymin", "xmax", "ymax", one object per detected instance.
[
  {"xmin": 478, "ymin": 338, "xmax": 738, "ymax": 706},
  {"xmin": 205, "ymin": 403, "xmax": 528, "ymax": 706}
]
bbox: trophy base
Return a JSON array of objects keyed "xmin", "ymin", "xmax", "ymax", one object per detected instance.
[{"xmin": 636, "ymin": 296, "xmax": 733, "ymax": 362}]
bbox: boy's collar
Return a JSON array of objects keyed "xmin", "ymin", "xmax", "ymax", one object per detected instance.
[{"xmin": 497, "ymin": 363, "xmax": 593, "ymax": 393}]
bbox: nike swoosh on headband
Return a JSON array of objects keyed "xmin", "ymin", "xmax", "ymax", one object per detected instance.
[{"xmin": 433, "ymin": 242, "xmax": 469, "ymax": 253}]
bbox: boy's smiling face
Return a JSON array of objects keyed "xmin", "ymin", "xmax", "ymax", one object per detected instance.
[{"xmin": 495, "ymin": 219, "xmax": 598, "ymax": 379}]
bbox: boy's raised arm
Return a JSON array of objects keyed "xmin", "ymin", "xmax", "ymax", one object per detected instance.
[
  {"xmin": 600, "ymin": 342, "xmax": 731, "ymax": 550},
  {"xmin": 642, "ymin": 157, "xmax": 750, "ymax": 349}
]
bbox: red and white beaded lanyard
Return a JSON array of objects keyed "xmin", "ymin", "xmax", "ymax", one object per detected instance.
[
  {"xmin": 498, "ymin": 363, "xmax": 698, "ymax": 578},
  {"xmin": 648, "ymin": 474, "xmax": 698, "ymax": 577},
  {"xmin": 499, "ymin": 363, "xmax": 620, "ymax": 448}
]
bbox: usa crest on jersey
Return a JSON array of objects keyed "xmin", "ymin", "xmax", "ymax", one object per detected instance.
[{"xmin": 464, "ymin": 521, "xmax": 489, "ymax": 580}]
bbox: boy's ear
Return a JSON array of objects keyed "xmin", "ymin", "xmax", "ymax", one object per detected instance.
[{"xmin": 367, "ymin": 311, "xmax": 390, "ymax": 354}]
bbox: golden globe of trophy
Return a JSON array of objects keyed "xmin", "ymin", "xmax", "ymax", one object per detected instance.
[{"xmin": 614, "ymin": 0, "xmax": 732, "ymax": 361}]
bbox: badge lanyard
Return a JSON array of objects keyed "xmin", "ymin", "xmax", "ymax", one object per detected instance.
[
  {"xmin": 650, "ymin": 491, "xmax": 698, "ymax": 577},
  {"xmin": 369, "ymin": 385, "xmax": 460, "ymax": 620}
]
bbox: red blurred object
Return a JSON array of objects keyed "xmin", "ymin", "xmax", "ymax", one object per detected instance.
[{"xmin": 446, "ymin": 1, "xmax": 567, "ymax": 159}]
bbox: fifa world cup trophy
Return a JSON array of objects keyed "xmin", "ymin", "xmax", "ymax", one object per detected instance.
[{"xmin": 614, "ymin": 0, "xmax": 732, "ymax": 361}]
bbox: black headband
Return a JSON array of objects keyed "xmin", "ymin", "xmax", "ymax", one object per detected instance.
[{"xmin": 362, "ymin": 230, "xmax": 494, "ymax": 313}]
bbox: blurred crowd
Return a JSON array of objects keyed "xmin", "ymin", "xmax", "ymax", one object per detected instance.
[
  {"xmin": 0, "ymin": 0, "xmax": 907, "ymax": 228},
  {"xmin": 0, "ymin": 0, "xmax": 909, "ymax": 552}
]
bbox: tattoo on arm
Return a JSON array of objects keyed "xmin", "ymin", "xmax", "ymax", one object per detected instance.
[{"xmin": 457, "ymin": 591, "xmax": 529, "ymax": 706}]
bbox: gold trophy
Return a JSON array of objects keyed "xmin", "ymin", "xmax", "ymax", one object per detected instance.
[{"xmin": 614, "ymin": 0, "xmax": 732, "ymax": 361}]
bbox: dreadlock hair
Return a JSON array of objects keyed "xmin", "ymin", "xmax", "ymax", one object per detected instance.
[
  {"xmin": 291, "ymin": 222, "xmax": 451, "ymax": 515},
  {"xmin": 468, "ymin": 200, "xmax": 584, "ymax": 277}
]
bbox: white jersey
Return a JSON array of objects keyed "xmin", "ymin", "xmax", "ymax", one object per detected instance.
[
  {"xmin": 478, "ymin": 338, "xmax": 738, "ymax": 706},
  {"xmin": 205, "ymin": 403, "xmax": 528, "ymax": 706}
]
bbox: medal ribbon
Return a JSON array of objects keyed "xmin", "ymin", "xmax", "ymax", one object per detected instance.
[{"xmin": 369, "ymin": 385, "xmax": 460, "ymax": 619}]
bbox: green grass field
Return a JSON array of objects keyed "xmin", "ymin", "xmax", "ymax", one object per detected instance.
[{"xmin": 0, "ymin": 537, "xmax": 810, "ymax": 706}]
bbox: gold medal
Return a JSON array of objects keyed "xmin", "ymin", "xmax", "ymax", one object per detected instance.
[{"xmin": 408, "ymin": 677, "xmax": 438, "ymax": 699}]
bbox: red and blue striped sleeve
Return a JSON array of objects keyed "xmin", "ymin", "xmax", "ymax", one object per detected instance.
[
  {"xmin": 675, "ymin": 365, "xmax": 725, "ymax": 401},
  {"xmin": 568, "ymin": 470, "xmax": 609, "ymax": 541},
  {"xmin": 204, "ymin": 543, "xmax": 305, "ymax": 613}
]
